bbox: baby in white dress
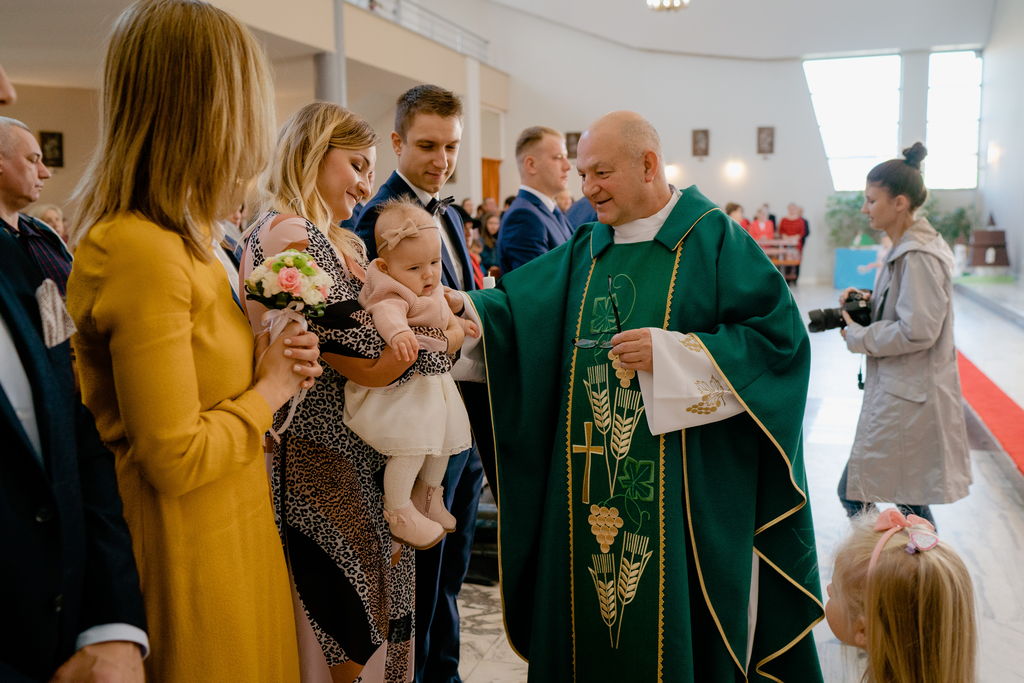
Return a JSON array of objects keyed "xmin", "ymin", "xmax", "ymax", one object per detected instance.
[{"xmin": 344, "ymin": 199, "xmax": 479, "ymax": 549}]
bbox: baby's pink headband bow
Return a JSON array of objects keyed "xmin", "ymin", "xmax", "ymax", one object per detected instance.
[
  {"xmin": 867, "ymin": 508, "xmax": 939, "ymax": 574},
  {"xmin": 376, "ymin": 218, "xmax": 437, "ymax": 252}
]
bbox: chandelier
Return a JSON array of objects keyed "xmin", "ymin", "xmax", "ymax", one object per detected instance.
[{"xmin": 646, "ymin": 0, "xmax": 690, "ymax": 9}]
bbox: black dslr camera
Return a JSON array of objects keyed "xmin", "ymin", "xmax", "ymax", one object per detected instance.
[{"xmin": 807, "ymin": 290, "xmax": 872, "ymax": 332}]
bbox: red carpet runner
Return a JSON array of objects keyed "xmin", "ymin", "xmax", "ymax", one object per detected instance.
[{"xmin": 958, "ymin": 351, "xmax": 1024, "ymax": 475}]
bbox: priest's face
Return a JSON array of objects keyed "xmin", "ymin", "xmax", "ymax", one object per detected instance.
[{"xmin": 576, "ymin": 135, "xmax": 645, "ymax": 227}]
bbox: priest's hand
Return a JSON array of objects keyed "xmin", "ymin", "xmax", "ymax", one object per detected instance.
[
  {"xmin": 443, "ymin": 286, "xmax": 465, "ymax": 315},
  {"xmin": 610, "ymin": 328, "xmax": 653, "ymax": 373}
]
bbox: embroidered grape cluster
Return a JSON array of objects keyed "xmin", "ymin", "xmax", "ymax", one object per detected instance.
[
  {"xmin": 588, "ymin": 504, "xmax": 624, "ymax": 553},
  {"xmin": 686, "ymin": 401, "xmax": 716, "ymax": 415}
]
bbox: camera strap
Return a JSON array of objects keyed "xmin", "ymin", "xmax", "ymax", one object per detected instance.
[{"xmin": 857, "ymin": 360, "xmax": 865, "ymax": 391}]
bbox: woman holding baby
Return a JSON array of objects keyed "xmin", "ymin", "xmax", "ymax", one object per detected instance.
[{"xmin": 241, "ymin": 101, "xmax": 471, "ymax": 683}]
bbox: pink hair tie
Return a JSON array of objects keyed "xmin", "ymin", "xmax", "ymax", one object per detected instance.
[{"xmin": 867, "ymin": 508, "xmax": 939, "ymax": 574}]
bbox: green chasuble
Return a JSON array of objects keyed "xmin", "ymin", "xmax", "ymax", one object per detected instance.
[{"xmin": 467, "ymin": 186, "xmax": 823, "ymax": 682}]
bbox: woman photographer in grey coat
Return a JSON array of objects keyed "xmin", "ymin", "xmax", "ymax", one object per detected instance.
[{"xmin": 836, "ymin": 143, "xmax": 970, "ymax": 526}]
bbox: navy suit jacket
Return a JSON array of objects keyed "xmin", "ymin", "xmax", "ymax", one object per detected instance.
[
  {"xmin": 496, "ymin": 188, "xmax": 573, "ymax": 273},
  {"xmin": 566, "ymin": 195, "xmax": 598, "ymax": 229},
  {"xmin": 0, "ymin": 237, "xmax": 145, "ymax": 681},
  {"xmin": 355, "ymin": 172, "xmax": 477, "ymax": 291}
]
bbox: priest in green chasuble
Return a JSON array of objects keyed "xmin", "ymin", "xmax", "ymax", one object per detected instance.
[{"xmin": 452, "ymin": 112, "xmax": 824, "ymax": 682}]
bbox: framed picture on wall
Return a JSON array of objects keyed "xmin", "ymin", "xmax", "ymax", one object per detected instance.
[
  {"xmin": 565, "ymin": 131, "xmax": 581, "ymax": 159},
  {"xmin": 39, "ymin": 131, "xmax": 64, "ymax": 168},
  {"xmin": 692, "ymin": 129, "xmax": 709, "ymax": 157},
  {"xmin": 757, "ymin": 126, "xmax": 775, "ymax": 155}
]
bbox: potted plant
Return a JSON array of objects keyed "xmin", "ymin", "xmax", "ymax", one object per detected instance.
[{"xmin": 825, "ymin": 192, "xmax": 872, "ymax": 247}]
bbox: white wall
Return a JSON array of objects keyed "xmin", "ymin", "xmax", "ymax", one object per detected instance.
[
  {"xmin": 428, "ymin": 0, "xmax": 840, "ymax": 283},
  {"xmin": 4, "ymin": 84, "xmax": 100, "ymax": 211},
  {"xmin": 979, "ymin": 0, "xmax": 1024, "ymax": 276}
]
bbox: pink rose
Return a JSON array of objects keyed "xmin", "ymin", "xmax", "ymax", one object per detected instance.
[
  {"xmin": 319, "ymin": 286, "xmax": 328, "ymax": 298},
  {"xmin": 277, "ymin": 267, "xmax": 303, "ymax": 294}
]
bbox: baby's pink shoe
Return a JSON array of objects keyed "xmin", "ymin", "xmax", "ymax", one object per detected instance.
[
  {"xmin": 385, "ymin": 501, "xmax": 445, "ymax": 550},
  {"xmin": 412, "ymin": 480, "xmax": 457, "ymax": 532}
]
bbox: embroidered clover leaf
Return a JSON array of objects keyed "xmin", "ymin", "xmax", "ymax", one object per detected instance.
[
  {"xmin": 617, "ymin": 457, "xmax": 655, "ymax": 502},
  {"xmin": 590, "ymin": 296, "xmax": 619, "ymax": 335}
]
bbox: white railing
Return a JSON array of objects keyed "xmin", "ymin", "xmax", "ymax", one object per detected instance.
[{"xmin": 349, "ymin": 0, "xmax": 489, "ymax": 63}]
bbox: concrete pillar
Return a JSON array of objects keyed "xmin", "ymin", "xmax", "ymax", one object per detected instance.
[
  {"xmin": 462, "ymin": 56, "xmax": 483, "ymax": 205},
  {"xmin": 900, "ymin": 50, "xmax": 930, "ymax": 150},
  {"xmin": 315, "ymin": 0, "xmax": 347, "ymax": 106}
]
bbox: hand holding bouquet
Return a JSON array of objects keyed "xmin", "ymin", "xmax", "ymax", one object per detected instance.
[{"xmin": 244, "ymin": 249, "xmax": 333, "ymax": 439}]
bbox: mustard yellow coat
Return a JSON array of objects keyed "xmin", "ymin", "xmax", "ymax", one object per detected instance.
[{"xmin": 67, "ymin": 214, "xmax": 300, "ymax": 682}]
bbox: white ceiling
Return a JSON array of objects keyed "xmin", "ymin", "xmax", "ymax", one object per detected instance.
[
  {"xmin": 491, "ymin": 0, "xmax": 996, "ymax": 60},
  {"xmin": 0, "ymin": 0, "xmax": 321, "ymax": 88},
  {"xmin": 0, "ymin": 0, "xmax": 1000, "ymax": 89}
]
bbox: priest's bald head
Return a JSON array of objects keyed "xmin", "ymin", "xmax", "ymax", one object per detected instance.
[{"xmin": 576, "ymin": 111, "xmax": 674, "ymax": 227}]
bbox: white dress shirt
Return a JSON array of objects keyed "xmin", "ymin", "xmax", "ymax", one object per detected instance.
[{"xmin": 396, "ymin": 171, "xmax": 466, "ymax": 290}]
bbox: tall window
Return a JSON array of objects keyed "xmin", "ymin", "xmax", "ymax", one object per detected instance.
[
  {"xmin": 925, "ymin": 51, "xmax": 982, "ymax": 189},
  {"xmin": 803, "ymin": 55, "xmax": 902, "ymax": 191}
]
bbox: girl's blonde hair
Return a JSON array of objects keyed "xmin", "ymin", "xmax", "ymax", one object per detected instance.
[
  {"xmin": 833, "ymin": 512, "xmax": 976, "ymax": 683},
  {"xmin": 69, "ymin": 0, "xmax": 274, "ymax": 258},
  {"xmin": 261, "ymin": 101, "xmax": 378, "ymax": 264}
]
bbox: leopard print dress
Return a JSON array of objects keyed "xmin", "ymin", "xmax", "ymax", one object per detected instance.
[{"xmin": 244, "ymin": 212, "xmax": 455, "ymax": 679}]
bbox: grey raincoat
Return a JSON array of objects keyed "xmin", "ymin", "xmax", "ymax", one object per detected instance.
[{"xmin": 843, "ymin": 217, "xmax": 971, "ymax": 504}]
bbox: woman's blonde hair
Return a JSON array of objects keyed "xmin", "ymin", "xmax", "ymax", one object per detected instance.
[
  {"xmin": 69, "ymin": 0, "xmax": 274, "ymax": 258},
  {"xmin": 833, "ymin": 512, "xmax": 977, "ymax": 683},
  {"xmin": 261, "ymin": 101, "xmax": 378, "ymax": 264}
]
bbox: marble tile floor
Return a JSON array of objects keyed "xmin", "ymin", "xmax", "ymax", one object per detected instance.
[{"xmin": 457, "ymin": 284, "xmax": 1024, "ymax": 682}]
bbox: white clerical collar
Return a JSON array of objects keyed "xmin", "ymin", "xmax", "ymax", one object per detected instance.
[
  {"xmin": 519, "ymin": 185, "xmax": 557, "ymax": 213},
  {"xmin": 612, "ymin": 187, "xmax": 680, "ymax": 244},
  {"xmin": 397, "ymin": 170, "xmax": 437, "ymax": 206}
]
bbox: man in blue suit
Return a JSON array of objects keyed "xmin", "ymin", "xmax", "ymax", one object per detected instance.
[
  {"xmin": 566, "ymin": 194, "xmax": 598, "ymax": 229},
  {"xmin": 496, "ymin": 126, "xmax": 573, "ymax": 273},
  {"xmin": 0, "ymin": 229, "xmax": 147, "ymax": 683},
  {"xmin": 356, "ymin": 84, "xmax": 485, "ymax": 683}
]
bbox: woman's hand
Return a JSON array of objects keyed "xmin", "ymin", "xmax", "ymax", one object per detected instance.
[
  {"xmin": 253, "ymin": 321, "xmax": 322, "ymax": 411},
  {"xmin": 839, "ymin": 287, "xmax": 871, "ymax": 305}
]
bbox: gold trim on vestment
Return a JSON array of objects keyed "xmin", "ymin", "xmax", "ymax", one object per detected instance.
[
  {"xmin": 463, "ymin": 293, "xmax": 529, "ymax": 664},
  {"xmin": 751, "ymin": 548, "xmax": 826, "ymax": 682},
  {"xmin": 680, "ymin": 430, "xmax": 747, "ymax": 673},
  {"xmin": 686, "ymin": 333, "xmax": 825, "ymax": 677},
  {"xmin": 567, "ymin": 259, "xmax": 598, "ymax": 680}
]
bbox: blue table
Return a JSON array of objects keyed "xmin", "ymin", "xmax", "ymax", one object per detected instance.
[{"xmin": 834, "ymin": 248, "xmax": 879, "ymax": 290}]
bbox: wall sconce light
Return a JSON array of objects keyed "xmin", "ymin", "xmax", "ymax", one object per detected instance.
[{"xmin": 723, "ymin": 160, "xmax": 746, "ymax": 181}]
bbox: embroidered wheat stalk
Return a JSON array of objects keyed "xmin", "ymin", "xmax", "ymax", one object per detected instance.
[
  {"xmin": 608, "ymin": 388, "xmax": 644, "ymax": 496},
  {"xmin": 615, "ymin": 531, "xmax": 653, "ymax": 647},
  {"xmin": 584, "ymin": 365, "xmax": 613, "ymax": 492},
  {"xmin": 588, "ymin": 553, "xmax": 617, "ymax": 647}
]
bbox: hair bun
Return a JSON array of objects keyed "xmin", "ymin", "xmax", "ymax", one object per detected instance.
[{"xmin": 902, "ymin": 142, "xmax": 927, "ymax": 169}]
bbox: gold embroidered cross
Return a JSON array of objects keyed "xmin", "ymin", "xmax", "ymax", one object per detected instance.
[{"xmin": 573, "ymin": 421, "xmax": 604, "ymax": 504}]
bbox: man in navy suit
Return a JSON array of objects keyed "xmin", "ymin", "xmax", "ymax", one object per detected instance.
[
  {"xmin": 566, "ymin": 194, "xmax": 598, "ymax": 229},
  {"xmin": 496, "ymin": 126, "xmax": 573, "ymax": 273},
  {"xmin": 0, "ymin": 139, "xmax": 147, "ymax": 683},
  {"xmin": 356, "ymin": 84, "xmax": 485, "ymax": 683}
]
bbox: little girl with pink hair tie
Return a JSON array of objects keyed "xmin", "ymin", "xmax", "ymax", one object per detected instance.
[{"xmin": 825, "ymin": 508, "xmax": 977, "ymax": 683}]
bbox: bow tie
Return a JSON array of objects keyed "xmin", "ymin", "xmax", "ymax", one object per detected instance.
[{"xmin": 425, "ymin": 195, "xmax": 454, "ymax": 218}]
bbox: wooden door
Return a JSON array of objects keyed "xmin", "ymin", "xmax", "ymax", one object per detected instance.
[{"xmin": 481, "ymin": 157, "xmax": 501, "ymax": 204}]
